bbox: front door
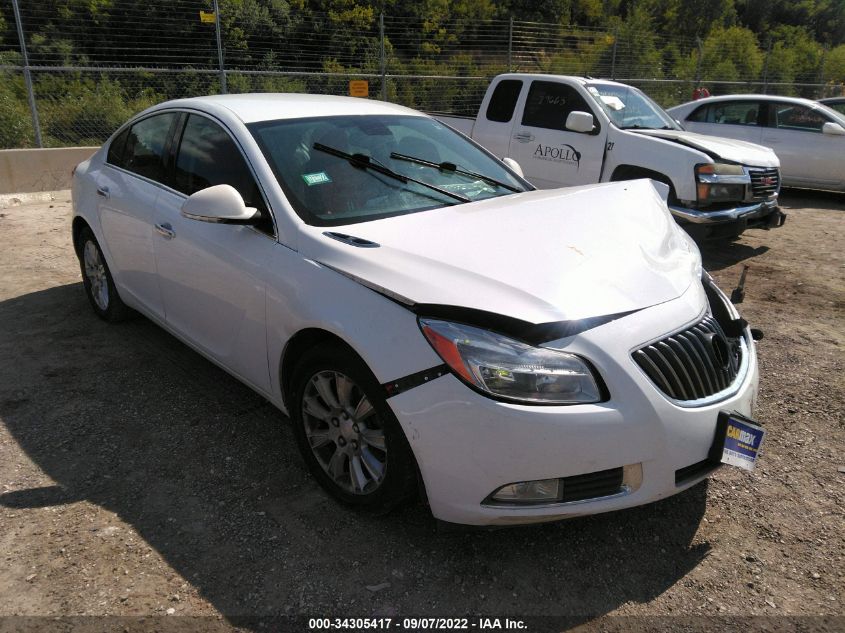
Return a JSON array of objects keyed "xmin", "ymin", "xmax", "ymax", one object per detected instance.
[
  {"xmin": 508, "ymin": 80, "xmax": 606, "ymax": 188},
  {"xmin": 152, "ymin": 114, "xmax": 276, "ymax": 393},
  {"xmin": 762, "ymin": 102, "xmax": 844, "ymax": 188}
]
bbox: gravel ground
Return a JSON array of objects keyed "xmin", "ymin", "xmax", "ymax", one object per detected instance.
[{"xmin": 0, "ymin": 190, "xmax": 842, "ymax": 632}]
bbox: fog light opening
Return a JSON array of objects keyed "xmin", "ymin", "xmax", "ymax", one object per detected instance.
[{"xmin": 490, "ymin": 478, "xmax": 562, "ymax": 504}]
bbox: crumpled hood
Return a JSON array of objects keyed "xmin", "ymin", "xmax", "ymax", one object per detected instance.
[
  {"xmin": 634, "ymin": 129, "xmax": 779, "ymax": 168},
  {"xmin": 299, "ymin": 179, "xmax": 702, "ymax": 325}
]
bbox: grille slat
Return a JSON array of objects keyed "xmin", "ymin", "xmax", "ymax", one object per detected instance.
[
  {"xmin": 749, "ymin": 167, "xmax": 780, "ymax": 199},
  {"xmin": 633, "ymin": 315, "xmax": 743, "ymax": 402}
]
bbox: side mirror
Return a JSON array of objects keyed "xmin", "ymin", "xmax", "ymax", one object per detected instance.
[
  {"xmin": 822, "ymin": 121, "xmax": 845, "ymax": 136},
  {"xmin": 502, "ymin": 157, "xmax": 524, "ymax": 178},
  {"xmin": 565, "ymin": 111, "xmax": 595, "ymax": 134},
  {"xmin": 181, "ymin": 184, "xmax": 260, "ymax": 225}
]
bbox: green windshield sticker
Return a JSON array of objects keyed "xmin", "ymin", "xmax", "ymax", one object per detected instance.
[{"xmin": 302, "ymin": 171, "xmax": 332, "ymax": 186}]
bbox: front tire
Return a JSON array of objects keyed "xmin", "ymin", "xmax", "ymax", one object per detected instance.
[
  {"xmin": 289, "ymin": 343, "xmax": 418, "ymax": 514},
  {"xmin": 77, "ymin": 226, "xmax": 130, "ymax": 322}
]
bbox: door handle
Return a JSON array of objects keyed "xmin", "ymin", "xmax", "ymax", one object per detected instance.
[
  {"xmin": 512, "ymin": 131, "xmax": 535, "ymax": 143},
  {"xmin": 154, "ymin": 222, "xmax": 175, "ymax": 239},
  {"xmin": 96, "ymin": 186, "xmax": 110, "ymax": 199}
]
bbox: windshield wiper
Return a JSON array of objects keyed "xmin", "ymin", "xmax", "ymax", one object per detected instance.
[
  {"xmin": 312, "ymin": 143, "xmax": 470, "ymax": 203},
  {"xmin": 390, "ymin": 152, "xmax": 522, "ymax": 193}
]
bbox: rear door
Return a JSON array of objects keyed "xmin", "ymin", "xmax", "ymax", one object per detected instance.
[
  {"xmin": 152, "ymin": 113, "xmax": 276, "ymax": 393},
  {"xmin": 682, "ymin": 100, "xmax": 764, "ymax": 145},
  {"xmin": 508, "ymin": 80, "xmax": 606, "ymax": 188},
  {"xmin": 471, "ymin": 78, "xmax": 524, "ymax": 157},
  {"xmin": 96, "ymin": 112, "xmax": 180, "ymax": 319}
]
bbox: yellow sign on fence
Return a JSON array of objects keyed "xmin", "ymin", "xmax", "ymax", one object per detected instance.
[
  {"xmin": 199, "ymin": 11, "xmax": 216, "ymax": 24},
  {"xmin": 349, "ymin": 80, "xmax": 369, "ymax": 98}
]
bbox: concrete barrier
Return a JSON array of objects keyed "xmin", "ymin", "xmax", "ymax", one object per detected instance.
[{"xmin": 0, "ymin": 147, "xmax": 99, "ymax": 195}]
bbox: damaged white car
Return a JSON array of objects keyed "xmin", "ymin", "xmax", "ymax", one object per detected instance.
[{"xmin": 71, "ymin": 95, "xmax": 765, "ymax": 526}]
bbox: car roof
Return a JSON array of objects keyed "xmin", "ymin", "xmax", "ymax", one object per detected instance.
[
  {"xmin": 819, "ymin": 96, "xmax": 845, "ymax": 104},
  {"xmin": 145, "ymin": 93, "xmax": 424, "ymax": 124},
  {"xmin": 679, "ymin": 94, "xmax": 822, "ymax": 108}
]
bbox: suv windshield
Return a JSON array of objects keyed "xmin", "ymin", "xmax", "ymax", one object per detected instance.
[
  {"xmin": 249, "ymin": 115, "xmax": 528, "ymax": 226},
  {"xmin": 586, "ymin": 83, "xmax": 682, "ymax": 131}
]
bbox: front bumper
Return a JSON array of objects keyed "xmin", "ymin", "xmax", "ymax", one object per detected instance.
[
  {"xmin": 669, "ymin": 198, "xmax": 784, "ymax": 227},
  {"xmin": 388, "ymin": 283, "xmax": 760, "ymax": 526}
]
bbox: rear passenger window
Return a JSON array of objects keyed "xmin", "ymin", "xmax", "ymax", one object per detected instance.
[
  {"xmin": 690, "ymin": 101, "xmax": 760, "ymax": 125},
  {"xmin": 106, "ymin": 127, "xmax": 130, "ymax": 167},
  {"xmin": 122, "ymin": 113, "xmax": 178, "ymax": 184},
  {"xmin": 687, "ymin": 105, "xmax": 709, "ymax": 122},
  {"xmin": 522, "ymin": 81, "xmax": 597, "ymax": 133},
  {"xmin": 485, "ymin": 80, "xmax": 523, "ymax": 123}
]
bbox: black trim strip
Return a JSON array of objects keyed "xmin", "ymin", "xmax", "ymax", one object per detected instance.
[
  {"xmin": 412, "ymin": 304, "xmax": 638, "ymax": 345},
  {"xmin": 383, "ymin": 364, "xmax": 449, "ymax": 399}
]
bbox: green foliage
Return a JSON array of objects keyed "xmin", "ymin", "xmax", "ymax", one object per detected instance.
[
  {"xmin": 37, "ymin": 76, "xmax": 160, "ymax": 146},
  {"xmin": 1, "ymin": 0, "xmax": 843, "ymax": 148},
  {"xmin": 0, "ymin": 77, "xmax": 33, "ymax": 148}
]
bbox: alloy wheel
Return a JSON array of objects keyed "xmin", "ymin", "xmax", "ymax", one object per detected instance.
[
  {"xmin": 83, "ymin": 240, "xmax": 109, "ymax": 311},
  {"xmin": 301, "ymin": 370, "xmax": 387, "ymax": 495}
]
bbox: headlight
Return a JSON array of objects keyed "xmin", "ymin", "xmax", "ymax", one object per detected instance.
[
  {"xmin": 695, "ymin": 163, "xmax": 749, "ymax": 204},
  {"xmin": 418, "ymin": 318, "xmax": 602, "ymax": 404}
]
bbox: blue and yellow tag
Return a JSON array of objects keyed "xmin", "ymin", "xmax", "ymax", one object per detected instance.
[{"xmin": 711, "ymin": 412, "xmax": 766, "ymax": 472}]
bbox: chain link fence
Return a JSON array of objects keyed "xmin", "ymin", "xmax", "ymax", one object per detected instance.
[{"xmin": 1, "ymin": 0, "xmax": 843, "ymax": 149}]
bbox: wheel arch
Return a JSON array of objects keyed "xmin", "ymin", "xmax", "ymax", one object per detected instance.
[
  {"xmin": 609, "ymin": 165, "xmax": 680, "ymax": 204},
  {"xmin": 278, "ymin": 327, "xmax": 361, "ymax": 412},
  {"xmin": 71, "ymin": 215, "xmax": 91, "ymax": 257}
]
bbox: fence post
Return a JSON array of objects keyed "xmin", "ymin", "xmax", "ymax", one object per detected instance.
[
  {"xmin": 380, "ymin": 13, "xmax": 387, "ymax": 101},
  {"xmin": 212, "ymin": 0, "xmax": 227, "ymax": 94},
  {"xmin": 11, "ymin": 0, "xmax": 43, "ymax": 148},
  {"xmin": 761, "ymin": 38, "xmax": 772, "ymax": 94},
  {"xmin": 507, "ymin": 17, "xmax": 513, "ymax": 72},
  {"xmin": 610, "ymin": 28, "xmax": 618, "ymax": 80},
  {"xmin": 818, "ymin": 47, "xmax": 828, "ymax": 98},
  {"xmin": 693, "ymin": 37, "xmax": 703, "ymax": 89}
]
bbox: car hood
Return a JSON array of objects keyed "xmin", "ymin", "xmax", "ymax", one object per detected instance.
[
  {"xmin": 633, "ymin": 129, "xmax": 779, "ymax": 167},
  {"xmin": 299, "ymin": 180, "xmax": 702, "ymax": 326}
]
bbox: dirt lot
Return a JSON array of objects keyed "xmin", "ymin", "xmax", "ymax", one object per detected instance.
[{"xmin": 0, "ymin": 190, "xmax": 843, "ymax": 632}]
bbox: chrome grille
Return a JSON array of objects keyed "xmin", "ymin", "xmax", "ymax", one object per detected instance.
[
  {"xmin": 633, "ymin": 316, "xmax": 743, "ymax": 401},
  {"xmin": 749, "ymin": 167, "xmax": 780, "ymax": 199}
]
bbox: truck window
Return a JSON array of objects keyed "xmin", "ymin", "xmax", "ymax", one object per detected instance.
[
  {"xmin": 521, "ymin": 81, "xmax": 596, "ymax": 132},
  {"xmin": 486, "ymin": 80, "xmax": 523, "ymax": 123}
]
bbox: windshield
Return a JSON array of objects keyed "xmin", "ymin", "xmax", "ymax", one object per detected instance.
[
  {"xmin": 249, "ymin": 115, "xmax": 528, "ymax": 226},
  {"xmin": 585, "ymin": 83, "xmax": 682, "ymax": 131}
]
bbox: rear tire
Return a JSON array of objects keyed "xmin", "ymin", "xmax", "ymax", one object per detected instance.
[
  {"xmin": 77, "ymin": 226, "xmax": 130, "ymax": 322},
  {"xmin": 289, "ymin": 343, "xmax": 418, "ymax": 514}
]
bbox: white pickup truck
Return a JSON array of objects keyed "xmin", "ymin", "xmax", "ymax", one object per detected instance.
[{"xmin": 436, "ymin": 73, "xmax": 786, "ymax": 239}]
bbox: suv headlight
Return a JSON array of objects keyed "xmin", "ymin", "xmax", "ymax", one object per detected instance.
[
  {"xmin": 418, "ymin": 318, "xmax": 602, "ymax": 404},
  {"xmin": 695, "ymin": 163, "xmax": 749, "ymax": 204}
]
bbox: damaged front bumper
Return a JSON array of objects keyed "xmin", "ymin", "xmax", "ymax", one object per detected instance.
[{"xmin": 669, "ymin": 198, "xmax": 785, "ymax": 227}]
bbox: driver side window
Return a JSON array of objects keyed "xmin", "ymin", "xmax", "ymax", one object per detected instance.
[
  {"xmin": 521, "ymin": 81, "xmax": 598, "ymax": 134},
  {"xmin": 173, "ymin": 114, "xmax": 273, "ymax": 235}
]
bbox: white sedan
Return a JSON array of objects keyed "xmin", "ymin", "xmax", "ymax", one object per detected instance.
[
  {"xmin": 72, "ymin": 94, "xmax": 763, "ymax": 526},
  {"xmin": 668, "ymin": 95, "xmax": 845, "ymax": 192}
]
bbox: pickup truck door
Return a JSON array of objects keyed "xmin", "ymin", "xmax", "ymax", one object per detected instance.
[
  {"xmin": 508, "ymin": 80, "xmax": 606, "ymax": 188},
  {"xmin": 470, "ymin": 77, "xmax": 526, "ymax": 158}
]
